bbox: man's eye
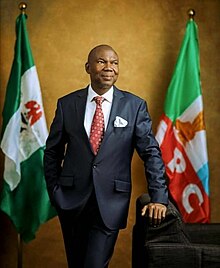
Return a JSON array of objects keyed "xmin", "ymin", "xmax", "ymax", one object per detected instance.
[
  {"xmin": 113, "ymin": 61, "xmax": 118, "ymax": 65},
  {"xmin": 97, "ymin": 60, "xmax": 105, "ymax": 64}
]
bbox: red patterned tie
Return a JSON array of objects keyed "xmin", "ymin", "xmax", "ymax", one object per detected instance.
[{"xmin": 89, "ymin": 96, "xmax": 105, "ymax": 155}]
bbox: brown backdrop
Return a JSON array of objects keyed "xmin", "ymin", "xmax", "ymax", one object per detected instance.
[{"xmin": 0, "ymin": 0, "xmax": 220, "ymax": 267}]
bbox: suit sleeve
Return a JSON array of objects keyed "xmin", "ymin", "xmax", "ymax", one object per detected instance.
[
  {"xmin": 134, "ymin": 99, "xmax": 168, "ymax": 205},
  {"xmin": 44, "ymin": 99, "xmax": 67, "ymax": 201}
]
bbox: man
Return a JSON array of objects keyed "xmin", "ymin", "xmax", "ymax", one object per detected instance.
[{"xmin": 44, "ymin": 44, "xmax": 168, "ymax": 268}]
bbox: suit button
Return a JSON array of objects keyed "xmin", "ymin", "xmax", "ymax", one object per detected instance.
[{"xmin": 93, "ymin": 165, "xmax": 97, "ymax": 169}]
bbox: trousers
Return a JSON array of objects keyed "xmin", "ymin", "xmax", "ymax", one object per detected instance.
[{"xmin": 57, "ymin": 190, "xmax": 119, "ymax": 268}]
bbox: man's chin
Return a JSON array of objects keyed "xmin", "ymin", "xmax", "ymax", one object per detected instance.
[
  {"xmin": 99, "ymin": 81, "xmax": 115, "ymax": 90},
  {"xmin": 91, "ymin": 79, "xmax": 117, "ymax": 93}
]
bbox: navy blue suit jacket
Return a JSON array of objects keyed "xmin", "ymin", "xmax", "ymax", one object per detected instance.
[{"xmin": 44, "ymin": 86, "xmax": 168, "ymax": 230}]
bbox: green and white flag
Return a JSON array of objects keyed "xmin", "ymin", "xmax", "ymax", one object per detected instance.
[{"xmin": 0, "ymin": 13, "xmax": 56, "ymax": 242}]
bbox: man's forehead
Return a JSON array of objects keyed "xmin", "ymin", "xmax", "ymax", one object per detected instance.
[
  {"xmin": 88, "ymin": 46, "xmax": 118, "ymax": 61},
  {"xmin": 95, "ymin": 49, "xmax": 118, "ymax": 59}
]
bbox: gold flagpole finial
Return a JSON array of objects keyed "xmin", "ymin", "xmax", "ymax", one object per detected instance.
[
  {"xmin": 19, "ymin": 2, "xmax": 27, "ymax": 14},
  {"xmin": 188, "ymin": 9, "xmax": 195, "ymax": 20}
]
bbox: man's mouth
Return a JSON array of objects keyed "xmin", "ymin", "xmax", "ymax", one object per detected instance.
[{"xmin": 102, "ymin": 75, "xmax": 113, "ymax": 80}]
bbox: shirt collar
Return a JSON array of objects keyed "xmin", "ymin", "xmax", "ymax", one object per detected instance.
[{"xmin": 88, "ymin": 85, "xmax": 114, "ymax": 103}]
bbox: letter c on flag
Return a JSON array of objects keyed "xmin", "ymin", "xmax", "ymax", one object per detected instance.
[{"xmin": 182, "ymin": 183, "xmax": 204, "ymax": 214}]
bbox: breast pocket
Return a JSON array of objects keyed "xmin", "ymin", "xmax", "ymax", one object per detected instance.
[{"xmin": 113, "ymin": 126, "xmax": 132, "ymax": 135}]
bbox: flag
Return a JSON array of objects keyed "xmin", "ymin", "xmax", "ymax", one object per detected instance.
[
  {"xmin": 156, "ymin": 19, "xmax": 210, "ymax": 223},
  {"xmin": 0, "ymin": 13, "xmax": 56, "ymax": 242}
]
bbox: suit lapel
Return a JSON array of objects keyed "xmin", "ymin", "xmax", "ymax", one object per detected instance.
[
  {"xmin": 75, "ymin": 87, "xmax": 91, "ymax": 144},
  {"xmin": 97, "ymin": 87, "xmax": 125, "ymax": 153}
]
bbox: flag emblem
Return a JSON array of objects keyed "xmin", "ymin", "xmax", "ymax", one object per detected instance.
[{"xmin": 23, "ymin": 100, "xmax": 43, "ymax": 126}]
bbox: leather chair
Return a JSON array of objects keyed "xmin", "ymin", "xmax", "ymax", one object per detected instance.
[{"xmin": 132, "ymin": 194, "xmax": 220, "ymax": 268}]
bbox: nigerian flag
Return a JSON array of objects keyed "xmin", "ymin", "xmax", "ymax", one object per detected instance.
[
  {"xmin": 156, "ymin": 19, "xmax": 210, "ymax": 222},
  {"xmin": 0, "ymin": 13, "xmax": 56, "ymax": 242}
]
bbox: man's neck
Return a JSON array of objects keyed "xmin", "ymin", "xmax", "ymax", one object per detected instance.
[{"xmin": 91, "ymin": 84, "xmax": 113, "ymax": 95}]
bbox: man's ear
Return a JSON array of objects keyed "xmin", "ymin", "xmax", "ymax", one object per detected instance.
[{"xmin": 85, "ymin": 62, "xmax": 90, "ymax": 74}]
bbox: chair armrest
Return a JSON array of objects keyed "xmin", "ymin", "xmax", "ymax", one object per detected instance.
[
  {"xmin": 132, "ymin": 194, "xmax": 190, "ymax": 268},
  {"xmin": 134, "ymin": 194, "xmax": 190, "ymax": 244}
]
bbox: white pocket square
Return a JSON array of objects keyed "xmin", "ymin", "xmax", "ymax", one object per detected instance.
[{"xmin": 114, "ymin": 116, "xmax": 128, "ymax": 127}]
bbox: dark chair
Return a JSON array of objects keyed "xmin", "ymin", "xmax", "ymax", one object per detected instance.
[{"xmin": 132, "ymin": 194, "xmax": 220, "ymax": 268}]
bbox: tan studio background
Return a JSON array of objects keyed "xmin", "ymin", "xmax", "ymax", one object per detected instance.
[{"xmin": 0, "ymin": 0, "xmax": 220, "ymax": 267}]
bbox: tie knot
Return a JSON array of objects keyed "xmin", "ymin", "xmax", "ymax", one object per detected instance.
[{"xmin": 94, "ymin": 96, "xmax": 104, "ymax": 105}]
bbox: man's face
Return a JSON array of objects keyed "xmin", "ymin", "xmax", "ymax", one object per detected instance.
[{"xmin": 85, "ymin": 47, "xmax": 119, "ymax": 94}]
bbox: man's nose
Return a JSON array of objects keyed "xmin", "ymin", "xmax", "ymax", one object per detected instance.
[{"xmin": 104, "ymin": 62, "xmax": 113, "ymax": 70}]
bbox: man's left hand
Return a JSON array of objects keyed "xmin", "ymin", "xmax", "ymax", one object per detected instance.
[{"xmin": 141, "ymin": 203, "xmax": 167, "ymax": 227}]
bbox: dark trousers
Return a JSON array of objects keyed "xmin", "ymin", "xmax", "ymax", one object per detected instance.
[{"xmin": 57, "ymin": 191, "xmax": 119, "ymax": 268}]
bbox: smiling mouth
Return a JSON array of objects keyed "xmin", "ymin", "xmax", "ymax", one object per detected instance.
[{"xmin": 102, "ymin": 76, "xmax": 113, "ymax": 80}]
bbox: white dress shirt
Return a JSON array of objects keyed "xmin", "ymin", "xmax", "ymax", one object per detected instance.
[{"xmin": 84, "ymin": 85, "xmax": 114, "ymax": 137}]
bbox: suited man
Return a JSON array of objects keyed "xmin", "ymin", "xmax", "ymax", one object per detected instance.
[{"xmin": 44, "ymin": 44, "xmax": 168, "ymax": 268}]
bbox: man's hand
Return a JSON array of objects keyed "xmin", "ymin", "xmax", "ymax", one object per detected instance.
[{"xmin": 141, "ymin": 203, "xmax": 167, "ymax": 227}]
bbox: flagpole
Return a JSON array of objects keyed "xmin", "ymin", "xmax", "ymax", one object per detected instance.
[
  {"xmin": 17, "ymin": 234, "xmax": 23, "ymax": 268},
  {"xmin": 19, "ymin": 2, "xmax": 27, "ymax": 14},
  {"xmin": 188, "ymin": 8, "xmax": 195, "ymax": 20},
  {"xmin": 16, "ymin": 4, "xmax": 27, "ymax": 268}
]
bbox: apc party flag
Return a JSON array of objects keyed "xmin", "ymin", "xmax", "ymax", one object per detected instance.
[
  {"xmin": 0, "ymin": 13, "xmax": 56, "ymax": 242},
  {"xmin": 156, "ymin": 18, "xmax": 210, "ymax": 222}
]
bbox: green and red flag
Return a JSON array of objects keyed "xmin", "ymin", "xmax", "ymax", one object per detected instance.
[
  {"xmin": 0, "ymin": 13, "xmax": 56, "ymax": 242},
  {"xmin": 156, "ymin": 19, "xmax": 210, "ymax": 222}
]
